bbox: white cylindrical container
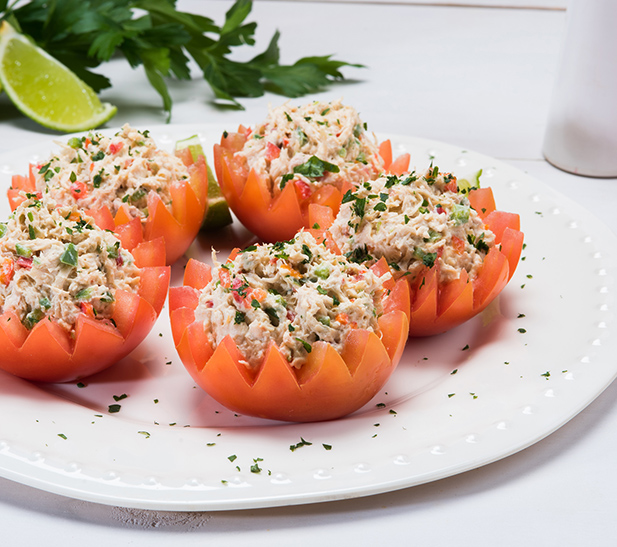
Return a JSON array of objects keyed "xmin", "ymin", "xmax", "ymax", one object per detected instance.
[{"xmin": 543, "ymin": 0, "xmax": 617, "ymax": 177}]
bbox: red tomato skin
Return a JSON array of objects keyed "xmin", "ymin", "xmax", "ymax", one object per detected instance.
[
  {"xmin": 70, "ymin": 181, "xmax": 88, "ymax": 200},
  {"xmin": 0, "ymin": 237, "xmax": 170, "ymax": 383},
  {"xmin": 214, "ymin": 130, "xmax": 409, "ymax": 243},
  {"xmin": 169, "ymin": 258, "xmax": 409, "ymax": 422},
  {"xmin": 7, "ymin": 148, "xmax": 209, "ymax": 266},
  {"xmin": 265, "ymin": 141, "xmax": 281, "ymax": 161},
  {"xmin": 311, "ymin": 189, "xmax": 524, "ymax": 337},
  {"xmin": 0, "ymin": 258, "xmax": 15, "ymax": 284}
]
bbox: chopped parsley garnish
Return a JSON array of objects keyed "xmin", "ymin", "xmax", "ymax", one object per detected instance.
[
  {"xmin": 413, "ymin": 248, "xmax": 437, "ymax": 268},
  {"xmin": 279, "ymin": 173, "xmax": 294, "ymax": 189},
  {"xmin": 467, "ymin": 233, "xmax": 490, "ymax": 253},
  {"xmin": 292, "ymin": 155, "xmax": 340, "ymax": 179},
  {"xmin": 345, "ymin": 245, "xmax": 372, "ymax": 264},
  {"xmin": 234, "ymin": 311, "xmax": 246, "ymax": 324},
  {"xmin": 352, "ymin": 196, "xmax": 367, "ymax": 220},
  {"xmin": 250, "ymin": 459, "xmax": 263, "ymax": 474},
  {"xmin": 290, "ymin": 437, "xmax": 313, "ymax": 451},
  {"xmin": 92, "ymin": 168, "xmax": 104, "ymax": 188},
  {"xmin": 264, "ymin": 307, "xmax": 279, "ymax": 327},
  {"xmin": 374, "ymin": 202, "xmax": 387, "ymax": 212},
  {"xmin": 295, "ymin": 338, "xmax": 312, "ymax": 353}
]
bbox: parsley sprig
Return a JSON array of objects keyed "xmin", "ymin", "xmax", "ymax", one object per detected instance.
[{"xmin": 1, "ymin": 0, "xmax": 362, "ymax": 116}]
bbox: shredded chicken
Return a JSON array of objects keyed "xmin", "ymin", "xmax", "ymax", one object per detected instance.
[
  {"xmin": 237, "ymin": 99, "xmax": 385, "ymax": 198},
  {"xmin": 0, "ymin": 196, "xmax": 140, "ymax": 331},
  {"xmin": 32, "ymin": 124, "xmax": 188, "ymax": 221},
  {"xmin": 194, "ymin": 231, "xmax": 386, "ymax": 368},
  {"xmin": 329, "ymin": 169, "xmax": 496, "ymax": 283}
]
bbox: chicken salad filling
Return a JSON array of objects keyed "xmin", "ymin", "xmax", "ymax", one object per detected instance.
[
  {"xmin": 194, "ymin": 231, "xmax": 386, "ymax": 369},
  {"xmin": 329, "ymin": 168, "xmax": 496, "ymax": 283},
  {"xmin": 0, "ymin": 196, "xmax": 140, "ymax": 332},
  {"xmin": 31, "ymin": 124, "xmax": 188, "ymax": 221},
  {"xmin": 236, "ymin": 99, "xmax": 385, "ymax": 199}
]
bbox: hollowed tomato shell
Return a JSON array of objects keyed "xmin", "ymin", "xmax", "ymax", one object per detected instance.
[
  {"xmin": 169, "ymin": 258, "xmax": 410, "ymax": 422},
  {"xmin": 309, "ymin": 185, "xmax": 525, "ymax": 337},
  {"xmin": 0, "ymin": 237, "xmax": 170, "ymax": 383},
  {"xmin": 8, "ymin": 149, "xmax": 208, "ymax": 265},
  {"xmin": 213, "ymin": 128, "xmax": 410, "ymax": 243}
]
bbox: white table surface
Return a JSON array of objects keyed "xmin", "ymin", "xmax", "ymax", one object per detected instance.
[{"xmin": 1, "ymin": 1, "xmax": 617, "ymax": 545}]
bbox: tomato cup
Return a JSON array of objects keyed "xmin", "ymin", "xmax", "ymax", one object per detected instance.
[
  {"xmin": 8, "ymin": 147, "xmax": 208, "ymax": 265},
  {"xmin": 310, "ymin": 186, "xmax": 524, "ymax": 337},
  {"xmin": 0, "ymin": 235, "xmax": 170, "ymax": 383},
  {"xmin": 169, "ymin": 249, "xmax": 410, "ymax": 423},
  {"xmin": 213, "ymin": 127, "xmax": 410, "ymax": 243}
]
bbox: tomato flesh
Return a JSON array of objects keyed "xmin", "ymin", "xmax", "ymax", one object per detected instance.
[
  {"xmin": 312, "ymin": 188, "xmax": 524, "ymax": 337},
  {"xmin": 169, "ymin": 258, "xmax": 409, "ymax": 422},
  {"xmin": 213, "ymin": 130, "xmax": 410, "ymax": 243},
  {"xmin": 7, "ymin": 147, "xmax": 209, "ymax": 266},
  {"xmin": 0, "ymin": 237, "xmax": 170, "ymax": 382}
]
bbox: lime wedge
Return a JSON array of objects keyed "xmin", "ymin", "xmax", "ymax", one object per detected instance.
[
  {"xmin": 175, "ymin": 135, "xmax": 233, "ymax": 230},
  {"xmin": 0, "ymin": 21, "xmax": 117, "ymax": 132}
]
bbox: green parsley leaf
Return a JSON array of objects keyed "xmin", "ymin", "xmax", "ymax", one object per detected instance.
[
  {"xmin": 3, "ymin": 0, "xmax": 362, "ymax": 124},
  {"xmin": 290, "ymin": 437, "xmax": 313, "ymax": 451},
  {"xmin": 295, "ymin": 337, "xmax": 312, "ymax": 353},
  {"xmin": 293, "ymin": 155, "xmax": 340, "ymax": 179}
]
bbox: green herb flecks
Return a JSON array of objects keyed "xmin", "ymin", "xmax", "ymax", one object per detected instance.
[
  {"xmin": 290, "ymin": 437, "xmax": 313, "ymax": 451},
  {"xmin": 293, "ymin": 155, "xmax": 340, "ymax": 179}
]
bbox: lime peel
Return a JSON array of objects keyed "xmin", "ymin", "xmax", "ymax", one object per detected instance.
[
  {"xmin": 175, "ymin": 135, "xmax": 233, "ymax": 230},
  {"xmin": 0, "ymin": 21, "xmax": 117, "ymax": 132}
]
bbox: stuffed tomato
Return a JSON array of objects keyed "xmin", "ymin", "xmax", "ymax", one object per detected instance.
[
  {"xmin": 213, "ymin": 99, "xmax": 410, "ymax": 243},
  {"xmin": 326, "ymin": 168, "xmax": 524, "ymax": 336},
  {"xmin": 169, "ymin": 231, "xmax": 409, "ymax": 422},
  {"xmin": 0, "ymin": 196, "xmax": 170, "ymax": 382},
  {"xmin": 8, "ymin": 124, "xmax": 208, "ymax": 265}
]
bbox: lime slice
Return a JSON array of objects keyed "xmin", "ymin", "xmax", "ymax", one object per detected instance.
[
  {"xmin": 175, "ymin": 135, "xmax": 233, "ymax": 230},
  {"xmin": 0, "ymin": 21, "xmax": 117, "ymax": 132}
]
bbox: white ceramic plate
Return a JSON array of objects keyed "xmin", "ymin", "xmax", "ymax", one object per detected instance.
[{"xmin": 0, "ymin": 125, "xmax": 614, "ymax": 511}]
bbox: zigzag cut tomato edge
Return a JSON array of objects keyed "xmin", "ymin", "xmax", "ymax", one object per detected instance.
[
  {"xmin": 168, "ymin": 249, "xmax": 410, "ymax": 423},
  {"xmin": 306, "ymin": 185, "xmax": 524, "ymax": 337},
  {"xmin": 8, "ymin": 147, "xmax": 209, "ymax": 266},
  {"xmin": 0, "ymin": 235, "xmax": 170, "ymax": 383},
  {"xmin": 212, "ymin": 126, "xmax": 410, "ymax": 243}
]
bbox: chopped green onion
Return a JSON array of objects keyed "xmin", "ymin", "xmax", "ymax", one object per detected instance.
[{"xmin": 60, "ymin": 242, "xmax": 78, "ymax": 267}]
